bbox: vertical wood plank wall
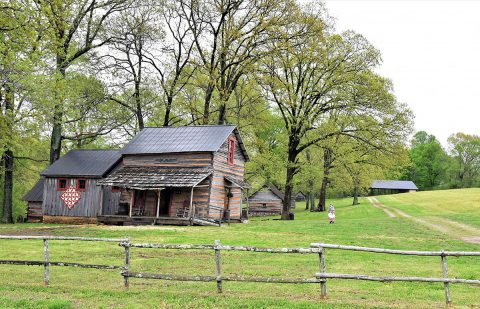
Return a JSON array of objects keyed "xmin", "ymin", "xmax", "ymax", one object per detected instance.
[{"xmin": 43, "ymin": 178, "xmax": 118, "ymax": 217}]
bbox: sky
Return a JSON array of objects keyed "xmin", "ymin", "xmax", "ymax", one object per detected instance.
[{"xmin": 324, "ymin": 0, "xmax": 480, "ymax": 147}]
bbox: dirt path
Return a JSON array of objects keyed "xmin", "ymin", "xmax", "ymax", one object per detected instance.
[
  {"xmin": 367, "ymin": 197, "xmax": 396, "ymax": 218},
  {"xmin": 367, "ymin": 197, "xmax": 480, "ymax": 244}
]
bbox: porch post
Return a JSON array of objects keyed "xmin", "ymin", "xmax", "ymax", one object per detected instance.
[
  {"xmin": 189, "ymin": 186, "xmax": 194, "ymax": 225},
  {"xmin": 156, "ymin": 189, "xmax": 161, "ymax": 218},
  {"xmin": 129, "ymin": 190, "xmax": 134, "ymax": 217}
]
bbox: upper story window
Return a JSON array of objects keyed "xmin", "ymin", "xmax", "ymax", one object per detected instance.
[
  {"xmin": 58, "ymin": 178, "xmax": 68, "ymax": 191},
  {"xmin": 228, "ymin": 138, "xmax": 235, "ymax": 165},
  {"xmin": 76, "ymin": 179, "xmax": 87, "ymax": 192}
]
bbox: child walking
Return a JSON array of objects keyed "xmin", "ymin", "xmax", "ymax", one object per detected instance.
[{"xmin": 328, "ymin": 203, "xmax": 336, "ymax": 224}]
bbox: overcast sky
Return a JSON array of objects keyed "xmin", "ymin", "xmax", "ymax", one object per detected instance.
[{"xmin": 324, "ymin": 0, "xmax": 480, "ymax": 147}]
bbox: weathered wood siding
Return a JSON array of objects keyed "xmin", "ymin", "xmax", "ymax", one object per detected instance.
[
  {"xmin": 169, "ymin": 177, "xmax": 210, "ymax": 217},
  {"xmin": 27, "ymin": 202, "xmax": 43, "ymax": 222},
  {"xmin": 43, "ymin": 178, "xmax": 107, "ymax": 217},
  {"xmin": 123, "ymin": 153, "xmax": 213, "ymax": 167},
  {"xmin": 101, "ymin": 187, "xmax": 122, "ymax": 215},
  {"xmin": 249, "ymin": 190, "xmax": 283, "ymax": 215},
  {"xmin": 211, "ymin": 134, "xmax": 246, "ymax": 219}
]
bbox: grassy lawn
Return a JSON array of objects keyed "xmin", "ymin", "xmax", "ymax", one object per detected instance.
[{"xmin": 0, "ymin": 189, "xmax": 479, "ymax": 308}]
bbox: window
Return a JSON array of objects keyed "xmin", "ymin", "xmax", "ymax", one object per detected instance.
[
  {"xmin": 111, "ymin": 186, "xmax": 121, "ymax": 193},
  {"xmin": 58, "ymin": 178, "xmax": 68, "ymax": 191},
  {"xmin": 227, "ymin": 138, "xmax": 235, "ymax": 165},
  {"xmin": 76, "ymin": 179, "xmax": 87, "ymax": 192}
]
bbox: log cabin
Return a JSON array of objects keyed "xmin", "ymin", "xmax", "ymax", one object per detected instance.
[
  {"xmin": 23, "ymin": 178, "xmax": 45, "ymax": 222},
  {"xmin": 248, "ymin": 185, "xmax": 295, "ymax": 217},
  {"xmin": 32, "ymin": 125, "xmax": 249, "ymax": 226}
]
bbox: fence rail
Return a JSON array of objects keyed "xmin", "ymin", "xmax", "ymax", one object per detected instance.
[
  {"xmin": 0, "ymin": 235, "xmax": 127, "ymax": 285},
  {"xmin": 311, "ymin": 243, "xmax": 480, "ymax": 305},
  {"xmin": 1, "ymin": 235, "xmax": 479, "ymax": 305}
]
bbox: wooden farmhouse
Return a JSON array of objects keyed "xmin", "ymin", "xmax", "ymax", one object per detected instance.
[
  {"xmin": 370, "ymin": 180, "xmax": 418, "ymax": 195},
  {"xmin": 27, "ymin": 125, "xmax": 249, "ymax": 226},
  {"xmin": 248, "ymin": 185, "xmax": 295, "ymax": 216}
]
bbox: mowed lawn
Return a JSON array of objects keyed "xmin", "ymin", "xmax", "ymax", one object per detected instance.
[{"xmin": 0, "ymin": 189, "xmax": 479, "ymax": 308}]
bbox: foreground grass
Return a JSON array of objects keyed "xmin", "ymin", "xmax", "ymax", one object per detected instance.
[{"xmin": 0, "ymin": 191, "xmax": 479, "ymax": 308}]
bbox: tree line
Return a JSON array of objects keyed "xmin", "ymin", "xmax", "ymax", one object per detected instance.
[{"xmin": 1, "ymin": 0, "xmax": 421, "ymax": 222}]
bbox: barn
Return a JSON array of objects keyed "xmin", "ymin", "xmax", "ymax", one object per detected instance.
[
  {"xmin": 40, "ymin": 150, "xmax": 122, "ymax": 224},
  {"xmin": 31, "ymin": 125, "xmax": 249, "ymax": 226},
  {"xmin": 370, "ymin": 180, "xmax": 418, "ymax": 195},
  {"xmin": 248, "ymin": 185, "xmax": 295, "ymax": 216}
]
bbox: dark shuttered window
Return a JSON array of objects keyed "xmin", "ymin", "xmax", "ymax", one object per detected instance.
[
  {"xmin": 58, "ymin": 178, "xmax": 68, "ymax": 191},
  {"xmin": 76, "ymin": 179, "xmax": 87, "ymax": 192}
]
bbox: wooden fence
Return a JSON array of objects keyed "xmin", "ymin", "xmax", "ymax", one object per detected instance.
[
  {"xmin": 0, "ymin": 235, "xmax": 127, "ymax": 285},
  {"xmin": 1, "ymin": 235, "xmax": 479, "ymax": 305}
]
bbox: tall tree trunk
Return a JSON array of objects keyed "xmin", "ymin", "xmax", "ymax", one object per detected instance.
[
  {"xmin": 317, "ymin": 148, "xmax": 331, "ymax": 212},
  {"xmin": 305, "ymin": 193, "xmax": 310, "ymax": 210},
  {"xmin": 163, "ymin": 95, "xmax": 173, "ymax": 126},
  {"xmin": 309, "ymin": 193, "xmax": 315, "ymax": 212},
  {"xmin": 50, "ymin": 56, "xmax": 66, "ymax": 164},
  {"xmin": 281, "ymin": 135, "xmax": 299, "ymax": 220},
  {"xmin": 2, "ymin": 149, "xmax": 14, "ymax": 224},
  {"xmin": 2, "ymin": 84, "xmax": 14, "ymax": 223},
  {"xmin": 352, "ymin": 187, "xmax": 359, "ymax": 205},
  {"xmin": 202, "ymin": 83, "xmax": 214, "ymax": 124}
]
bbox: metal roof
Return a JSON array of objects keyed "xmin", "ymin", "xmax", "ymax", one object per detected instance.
[
  {"xmin": 97, "ymin": 166, "xmax": 213, "ymax": 189},
  {"xmin": 40, "ymin": 150, "xmax": 122, "ymax": 178},
  {"xmin": 121, "ymin": 125, "xmax": 249, "ymax": 161},
  {"xmin": 370, "ymin": 180, "xmax": 418, "ymax": 190},
  {"xmin": 23, "ymin": 178, "xmax": 45, "ymax": 202}
]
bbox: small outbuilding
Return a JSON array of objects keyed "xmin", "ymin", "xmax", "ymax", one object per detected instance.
[
  {"xmin": 23, "ymin": 178, "xmax": 45, "ymax": 222},
  {"xmin": 295, "ymin": 192, "xmax": 306, "ymax": 201},
  {"xmin": 248, "ymin": 185, "xmax": 295, "ymax": 216},
  {"xmin": 370, "ymin": 180, "xmax": 418, "ymax": 195}
]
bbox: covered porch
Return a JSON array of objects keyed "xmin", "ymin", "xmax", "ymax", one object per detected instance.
[{"xmin": 97, "ymin": 166, "xmax": 217, "ymax": 225}]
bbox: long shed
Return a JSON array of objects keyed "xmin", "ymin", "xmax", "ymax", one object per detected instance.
[{"xmin": 370, "ymin": 180, "xmax": 418, "ymax": 195}]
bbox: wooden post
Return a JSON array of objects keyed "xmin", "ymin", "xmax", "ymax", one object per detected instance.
[
  {"xmin": 441, "ymin": 252, "xmax": 451, "ymax": 305},
  {"xmin": 156, "ymin": 190, "xmax": 161, "ymax": 218},
  {"xmin": 129, "ymin": 191, "xmax": 134, "ymax": 217},
  {"xmin": 214, "ymin": 240, "xmax": 223, "ymax": 293},
  {"xmin": 124, "ymin": 238, "xmax": 131, "ymax": 288},
  {"xmin": 43, "ymin": 239, "xmax": 49, "ymax": 286},
  {"xmin": 319, "ymin": 247, "xmax": 327, "ymax": 298}
]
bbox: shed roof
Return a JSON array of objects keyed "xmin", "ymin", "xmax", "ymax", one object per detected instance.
[
  {"xmin": 41, "ymin": 150, "xmax": 122, "ymax": 178},
  {"xmin": 121, "ymin": 125, "xmax": 249, "ymax": 160},
  {"xmin": 23, "ymin": 178, "xmax": 45, "ymax": 202},
  {"xmin": 370, "ymin": 180, "xmax": 418, "ymax": 190},
  {"xmin": 97, "ymin": 166, "xmax": 213, "ymax": 189}
]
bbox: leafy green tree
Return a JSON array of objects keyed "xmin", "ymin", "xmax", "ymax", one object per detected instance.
[
  {"xmin": 259, "ymin": 4, "xmax": 412, "ymax": 218},
  {"xmin": 447, "ymin": 133, "xmax": 480, "ymax": 187},
  {"xmin": 406, "ymin": 131, "xmax": 449, "ymax": 189}
]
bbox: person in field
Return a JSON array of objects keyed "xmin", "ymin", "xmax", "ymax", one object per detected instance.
[{"xmin": 328, "ymin": 203, "xmax": 336, "ymax": 224}]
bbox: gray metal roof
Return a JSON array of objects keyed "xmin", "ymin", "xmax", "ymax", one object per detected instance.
[
  {"xmin": 97, "ymin": 166, "xmax": 212, "ymax": 189},
  {"xmin": 371, "ymin": 180, "xmax": 418, "ymax": 190},
  {"xmin": 23, "ymin": 178, "xmax": 45, "ymax": 202},
  {"xmin": 41, "ymin": 150, "xmax": 122, "ymax": 178},
  {"xmin": 121, "ymin": 125, "xmax": 249, "ymax": 160}
]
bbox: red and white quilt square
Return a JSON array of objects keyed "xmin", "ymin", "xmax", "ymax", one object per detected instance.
[{"xmin": 61, "ymin": 185, "xmax": 81, "ymax": 209}]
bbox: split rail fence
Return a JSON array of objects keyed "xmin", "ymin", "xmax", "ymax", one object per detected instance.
[
  {"xmin": 1, "ymin": 235, "xmax": 479, "ymax": 305},
  {"xmin": 0, "ymin": 235, "xmax": 127, "ymax": 285}
]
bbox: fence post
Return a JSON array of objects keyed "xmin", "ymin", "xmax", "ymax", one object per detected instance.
[
  {"xmin": 123, "ymin": 238, "xmax": 131, "ymax": 288},
  {"xmin": 43, "ymin": 238, "xmax": 49, "ymax": 286},
  {"xmin": 441, "ymin": 251, "xmax": 451, "ymax": 305},
  {"xmin": 319, "ymin": 247, "xmax": 327, "ymax": 298},
  {"xmin": 214, "ymin": 240, "xmax": 223, "ymax": 293}
]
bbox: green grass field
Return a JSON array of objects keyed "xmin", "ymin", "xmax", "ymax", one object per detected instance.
[{"xmin": 0, "ymin": 188, "xmax": 479, "ymax": 308}]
